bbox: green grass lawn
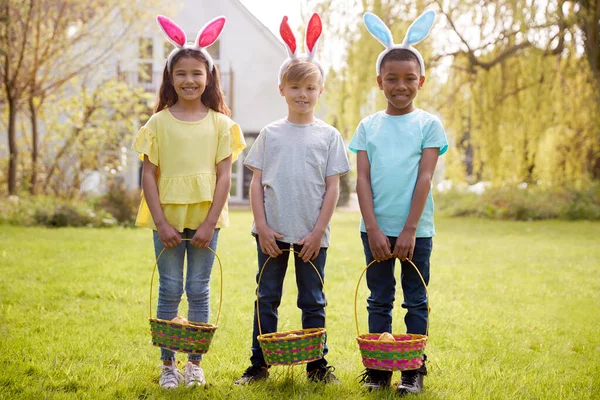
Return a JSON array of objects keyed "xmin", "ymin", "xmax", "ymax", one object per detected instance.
[{"xmin": 1, "ymin": 211, "xmax": 599, "ymax": 399}]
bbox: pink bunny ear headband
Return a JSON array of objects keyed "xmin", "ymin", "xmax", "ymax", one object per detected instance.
[
  {"xmin": 278, "ymin": 13, "xmax": 325, "ymax": 85},
  {"xmin": 156, "ymin": 15, "xmax": 226, "ymax": 72}
]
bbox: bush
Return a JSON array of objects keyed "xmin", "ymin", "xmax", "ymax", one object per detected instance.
[
  {"xmin": 435, "ymin": 184, "xmax": 600, "ymax": 221},
  {"xmin": 97, "ymin": 179, "xmax": 140, "ymax": 225},
  {"xmin": 0, "ymin": 195, "xmax": 117, "ymax": 227}
]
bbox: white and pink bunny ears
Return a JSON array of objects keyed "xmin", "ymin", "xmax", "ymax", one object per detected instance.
[
  {"xmin": 278, "ymin": 13, "xmax": 325, "ymax": 85},
  {"xmin": 363, "ymin": 10, "xmax": 436, "ymax": 76},
  {"xmin": 156, "ymin": 15, "xmax": 226, "ymax": 72}
]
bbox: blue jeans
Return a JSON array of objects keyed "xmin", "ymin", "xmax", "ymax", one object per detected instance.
[
  {"xmin": 360, "ymin": 232, "xmax": 431, "ymax": 336},
  {"xmin": 250, "ymin": 237, "xmax": 328, "ymax": 371},
  {"xmin": 153, "ymin": 228, "xmax": 219, "ymax": 361}
]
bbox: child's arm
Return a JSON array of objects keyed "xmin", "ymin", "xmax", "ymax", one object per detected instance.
[
  {"xmin": 297, "ymin": 174, "xmax": 340, "ymax": 262},
  {"xmin": 190, "ymin": 155, "xmax": 232, "ymax": 248},
  {"xmin": 142, "ymin": 156, "xmax": 182, "ymax": 248},
  {"xmin": 393, "ymin": 148, "xmax": 439, "ymax": 260},
  {"xmin": 250, "ymin": 168, "xmax": 284, "ymax": 258},
  {"xmin": 356, "ymin": 150, "xmax": 392, "ymax": 262}
]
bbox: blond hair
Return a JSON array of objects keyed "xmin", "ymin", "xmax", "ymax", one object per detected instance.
[{"xmin": 281, "ymin": 59, "xmax": 323, "ymax": 87}]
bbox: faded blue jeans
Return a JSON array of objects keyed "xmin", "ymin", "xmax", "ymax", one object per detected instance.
[
  {"xmin": 153, "ymin": 228, "xmax": 219, "ymax": 361},
  {"xmin": 360, "ymin": 232, "xmax": 432, "ymax": 336},
  {"xmin": 250, "ymin": 237, "xmax": 328, "ymax": 372}
]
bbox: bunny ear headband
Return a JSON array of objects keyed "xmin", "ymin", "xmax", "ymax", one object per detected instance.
[
  {"xmin": 278, "ymin": 13, "xmax": 325, "ymax": 85},
  {"xmin": 363, "ymin": 10, "xmax": 435, "ymax": 76},
  {"xmin": 156, "ymin": 15, "xmax": 226, "ymax": 72}
]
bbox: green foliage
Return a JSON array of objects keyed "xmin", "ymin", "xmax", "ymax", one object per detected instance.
[
  {"xmin": 97, "ymin": 179, "xmax": 140, "ymax": 225},
  {"xmin": 0, "ymin": 0, "xmax": 163, "ymax": 195},
  {"xmin": 38, "ymin": 79, "xmax": 152, "ymax": 197},
  {"xmin": 0, "ymin": 213, "xmax": 599, "ymax": 399},
  {"xmin": 317, "ymin": 0, "xmax": 600, "ymax": 187},
  {"xmin": 0, "ymin": 195, "xmax": 116, "ymax": 227},
  {"xmin": 436, "ymin": 185, "xmax": 600, "ymax": 220}
]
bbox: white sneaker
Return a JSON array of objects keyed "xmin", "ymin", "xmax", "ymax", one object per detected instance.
[
  {"xmin": 159, "ymin": 364, "xmax": 183, "ymax": 389},
  {"xmin": 184, "ymin": 361, "xmax": 206, "ymax": 387}
]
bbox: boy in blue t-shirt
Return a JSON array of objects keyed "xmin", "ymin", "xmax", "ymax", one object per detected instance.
[{"xmin": 349, "ymin": 11, "xmax": 448, "ymax": 395}]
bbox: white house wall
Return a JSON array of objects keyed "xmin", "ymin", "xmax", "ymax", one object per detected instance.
[{"xmin": 145, "ymin": 0, "xmax": 288, "ymax": 131}]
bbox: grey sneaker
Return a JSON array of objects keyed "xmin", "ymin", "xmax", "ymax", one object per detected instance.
[
  {"xmin": 359, "ymin": 368, "xmax": 392, "ymax": 391},
  {"xmin": 234, "ymin": 364, "xmax": 269, "ymax": 385},
  {"xmin": 183, "ymin": 362, "xmax": 206, "ymax": 387},
  {"xmin": 396, "ymin": 369, "xmax": 425, "ymax": 395},
  {"xmin": 158, "ymin": 364, "xmax": 183, "ymax": 389}
]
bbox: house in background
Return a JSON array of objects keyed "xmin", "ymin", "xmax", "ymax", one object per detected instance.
[{"xmin": 117, "ymin": 0, "xmax": 289, "ymax": 202}]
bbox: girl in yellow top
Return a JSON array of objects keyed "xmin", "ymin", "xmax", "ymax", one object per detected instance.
[{"xmin": 132, "ymin": 15, "xmax": 245, "ymax": 389}]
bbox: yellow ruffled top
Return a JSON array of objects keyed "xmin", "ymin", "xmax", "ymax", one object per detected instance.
[{"xmin": 132, "ymin": 108, "xmax": 245, "ymax": 231}]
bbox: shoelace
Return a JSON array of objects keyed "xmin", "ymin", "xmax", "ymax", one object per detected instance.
[
  {"xmin": 358, "ymin": 369, "xmax": 388, "ymax": 385},
  {"xmin": 401, "ymin": 372, "xmax": 418, "ymax": 387},
  {"xmin": 160, "ymin": 365, "xmax": 181, "ymax": 386},
  {"xmin": 358, "ymin": 369, "xmax": 380, "ymax": 383},
  {"xmin": 185, "ymin": 363, "xmax": 204, "ymax": 384}
]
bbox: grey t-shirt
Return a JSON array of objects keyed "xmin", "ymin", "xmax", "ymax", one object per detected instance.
[{"xmin": 244, "ymin": 118, "xmax": 350, "ymax": 247}]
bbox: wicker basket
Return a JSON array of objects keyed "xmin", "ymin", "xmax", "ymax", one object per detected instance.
[
  {"xmin": 148, "ymin": 239, "xmax": 222, "ymax": 354},
  {"xmin": 256, "ymin": 249, "xmax": 327, "ymax": 366},
  {"xmin": 355, "ymin": 258, "xmax": 429, "ymax": 371}
]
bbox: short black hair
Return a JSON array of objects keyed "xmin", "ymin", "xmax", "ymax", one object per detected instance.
[{"xmin": 380, "ymin": 49, "xmax": 421, "ymax": 75}]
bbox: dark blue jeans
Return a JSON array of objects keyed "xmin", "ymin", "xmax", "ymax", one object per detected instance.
[
  {"xmin": 360, "ymin": 232, "xmax": 432, "ymax": 336},
  {"xmin": 250, "ymin": 237, "xmax": 328, "ymax": 371}
]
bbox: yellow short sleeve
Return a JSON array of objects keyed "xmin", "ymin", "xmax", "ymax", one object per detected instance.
[
  {"xmin": 216, "ymin": 121, "xmax": 246, "ymax": 164},
  {"xmin": 132, "ymin": 126, "xmax": 159, "ymax": 166}
]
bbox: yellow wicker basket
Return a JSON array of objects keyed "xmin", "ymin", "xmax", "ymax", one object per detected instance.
[
  {"xmin": 355, "ymin": 258, "xmax": 429, "ymax": 371},
  {"xmin": 256, "ymin": 249, "xmax": 327, "ymax": 366},
  {"xmin": 148, "ymin": 239, "xmax": 223, "ymax": 354}
]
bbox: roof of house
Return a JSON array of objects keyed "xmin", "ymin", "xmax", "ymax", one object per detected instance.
[{"xmin": 230, "ymin": 0, "xmax": 284, "ymax": 50}]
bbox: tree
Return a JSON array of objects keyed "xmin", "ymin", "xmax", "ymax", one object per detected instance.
[
  {"xmin": 314, "ymin": 0, "xmax": 599, "ymax": 187},
  {"xmin": 1, "ymin": 0, "xmax": 161, "ymax": 195},
  {"xmin": 38, "ymin": 78, "xmax": 151, "ymax": 197}
]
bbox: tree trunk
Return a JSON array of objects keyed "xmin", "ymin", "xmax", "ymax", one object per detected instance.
[
  {"xmin": 29, "ymin": 97, "xmax": 39, "ymax": 195},
  {"xmin": 7, "ymin": 97, "xmax": 18, "ymax": 195}
]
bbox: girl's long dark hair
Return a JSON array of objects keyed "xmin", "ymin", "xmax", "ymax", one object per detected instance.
[{"xmin": 154, "ymin": 49, "xmax": 231, "ymax": 117}]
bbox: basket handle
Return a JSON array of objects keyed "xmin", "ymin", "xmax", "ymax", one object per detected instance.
[
  {"xmin": 149, "ymin": 238, "xmax": 223, "ymax": 327},
  {"xmin": 354, "ymin": 258, "xmax": 429, "ymax": 337},
  {"xmin": 256, "ymin": 249, "xmax": 325, "ymax": 336}
]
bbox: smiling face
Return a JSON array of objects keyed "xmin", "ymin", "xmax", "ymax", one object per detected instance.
[
  {"xmin": 377, "ymin": 58, "xmax": 425, "ymax": 116},
  {"xmin": 280, "ymin": 76, "xmax": 322, "ymax": 118},
  {"xmin": 170, "ymin": 55, "xmax": 208, "ymax": 104},
  {"xmin": 279, "ymin": 61, "xmax": 324, "ymax": 123}
]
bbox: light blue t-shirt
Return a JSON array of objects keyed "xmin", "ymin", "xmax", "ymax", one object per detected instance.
[{"xmin": 349, "ymin": 109, "xmax": 448, "ymax": 237}]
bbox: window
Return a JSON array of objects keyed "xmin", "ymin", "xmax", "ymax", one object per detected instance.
[
  {"xmin": 206, "ymin": 39, "xmax": 220, "ymax": 60},
  {"xmin": 230, "ymin": 159, "xmax": 238, "ymax": 197},
  {"xmin": 138, "ymin": 38, "xmax": 153, "ymax": 84},
  {"xmin": 164, "ymin": 40, "xmax": 173, "ymax": 59}
]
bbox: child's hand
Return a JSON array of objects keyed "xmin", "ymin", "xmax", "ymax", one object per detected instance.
[
  {"xmin": 296, "ymin": 231, "xmax": 323, "ymax": 262},
  {"xmin": 393, "ymin": 228, "xmax": 416, "ymax": 261},
  {"xmin": 190, "ymin": 222, "xmax": 215, "ymax": 248},
  {"xmin": 368, "ymin": 228, "xmax": 392, "ymax": 262},
  {"xmin": 157, "ymin": 222, "xmax": 182, "ymax": 248},
  {"xmin": 257, "ymin": 226, "xmax": 284, "ymax": 258}
]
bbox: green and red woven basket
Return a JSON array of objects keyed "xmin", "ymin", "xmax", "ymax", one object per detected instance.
[
  {"xmin": 354, "ymin": 258, "xmax": 429, "ymax": 371},
  {"xmin": 148, "ymin": 240, "xmax": 223, "ymax": 354},
  {"xmin": 256, "ymin": 249, "xmax": 327, "ymax": 366}
]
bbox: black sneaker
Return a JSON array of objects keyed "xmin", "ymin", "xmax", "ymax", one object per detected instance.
[
  {"xmin": 234, "ymin": 364, "xmax": 269, "ymax": 385},
  {"xmin": 396, "ymin": 369, "xmax": 425, "ymax": 395},
  {"xmin": 359, "ymin": 368, "xmax": 392, "ymax": 391},
  {"xmin": 307, "ymin": 365, "xmax": 340, "ymax": 384}
]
